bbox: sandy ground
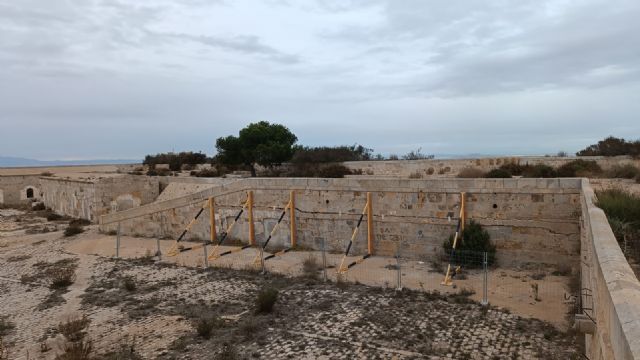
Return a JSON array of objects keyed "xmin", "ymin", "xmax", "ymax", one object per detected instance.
[
  {"xmin": 0, "ymin": 164, "xmax": 132, "ymax": 176},
  {"xmin": 65, "ymin": 234, "xmax": 574, "ymax": 329}
]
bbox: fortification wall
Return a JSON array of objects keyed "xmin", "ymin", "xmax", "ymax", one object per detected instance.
[
  {"xmin": 580, "ymin": 180, "xmax": 640, "ymax": 359},
  {"xmin": 103, "ymin": 178, "xmax": 581, "ymax": 267},
  {"xmin": 41, "ymin": 175, "xmax": 159, "ymax": 221},
  {"xmin": 343, "ymin": 156, "xmax": 640, "ymax": 178},
  {"xmin": 0, "ymin": 175, "xmax": 42, "ymax": 205}
]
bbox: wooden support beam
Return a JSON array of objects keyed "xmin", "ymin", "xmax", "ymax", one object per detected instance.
[
  {"xmin": 366, "ymin": 192, "xmax": 373, "ymax": 255},
  {"xmin": 248, "ymin": 190, "xmax": 255, "ymax": 246},
  {"xmin": 290, "ymin": 190, "xmax": 297, "ymax": 248}
]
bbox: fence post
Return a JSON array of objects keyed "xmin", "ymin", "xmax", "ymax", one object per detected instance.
[
  {"xmin": 396, "ymin": 243, "xmax": 402, "ymax": 291},
  {"xmin": 289, "ymin": 190, "xmax": 297, "ymax": 248},
  {"xmin": 482, "ymin": 252, "xmax": 489, "ymax": 306},
  {"xmin": 116, "ymin": 222, "xmax": 121, "ymax": 259},
  {"xmin": 322, "ymin": 237, "xmax": 328, "ymax": 282}
]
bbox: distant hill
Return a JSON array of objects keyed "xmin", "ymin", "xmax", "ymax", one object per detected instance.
[{"xmin": 0, "ymin": 156, "xmax": 138, "ymax": 167}]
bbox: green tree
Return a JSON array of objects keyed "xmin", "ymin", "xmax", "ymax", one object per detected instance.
[{"xmin": 215, "ymin": 121, "xmax": 298, "ymax": 176}]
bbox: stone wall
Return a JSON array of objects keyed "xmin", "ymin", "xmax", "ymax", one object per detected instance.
[
  {"xmin": 0, "ymin": 175, "xmax": 42, "ymax": 205},
  {"xmin": 102, "ymin": 178, "xmax": 581, "ymax": 267},
  {"xmin": 41, "ymin": 175, "xmax": 159, "ymax": 221},
  {"xmin": 343, "ymin": 156, "xmax": 640, "ymax": 178},
  {"xmin": 580, "ymin": 180, "xmax": 640, "ymax": 359}
]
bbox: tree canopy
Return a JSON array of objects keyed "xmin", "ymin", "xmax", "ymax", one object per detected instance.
[
  {"xmin": 577, "ymin": 136, "xmax": 640, "ymax": 157},
  {"xmin": 215, "ymin": 121, "xmax": 298, "ymax": 176}
]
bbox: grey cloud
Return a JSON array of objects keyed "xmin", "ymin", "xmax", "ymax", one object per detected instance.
[{"xmin": 155, "ymin": 32, "xmax": 301, "ymax": 64}]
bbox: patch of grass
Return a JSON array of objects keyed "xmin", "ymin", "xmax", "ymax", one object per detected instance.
[{"xmin": 255, "ymin": 287, "xmax": 278, "ymax": 314}]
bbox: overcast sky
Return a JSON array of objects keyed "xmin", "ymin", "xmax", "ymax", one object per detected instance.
[{"xmin": 1, "ymin": 0, "xmax": 639, "ymax": 160}]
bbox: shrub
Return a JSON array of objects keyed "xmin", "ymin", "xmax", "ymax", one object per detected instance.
[
  {"xmin": 443, "ymin": 220, "xmax": 496, "ymax": 267},
  {"xmin": 48, "ymin": 264, "xmax": 77, "ymax": 289},
  {"xmin": 47, "ymin": 213, "xmax": 63, "ymax": 221},
  {"xmin": 291, "ymin": 144, "xmax": 372, "ymax": 163},
  {"xmin": 69, "ymin": 219, "xmax": 91, "ymax": 227},
  {"xmin": 32, "ymin": 203, "xmax": 46, "ymax": 211},
  {"xmin": 195, "ymin": 316, "xmax": 223, "ymax": 339},
  {"xmin": 64, "ymin": 224, "xmax": 84, "ymax": 237},
  {"xmin": 484, "ymin": 169, "xmax": 511, "ymax": 178},
  {"xmin": 522, "ymin": 164, "xmax": 557, "ymax": 178},
  {"xmin": 606, "ymin": 164, "xmax": 640, "ymax": 179},
  {"xmin": 457, "ymin": 167, "xmax": 486, "ymax": 178},
  {"xmin": 121, "ymin": 277, "xmax": 137, "ymax": 292},
  {"xmin": 596, "ymin": 189, "xmax": 640, "ymax": 231},
  {"xmin": 556, "ymin": 159, "xmax": 602, "ymax": 177},
  {"xmin": 0, "ymin": 317, "xmax": 15, "ymax": 337},
  {"xmin": 255, "ymin": 287, "xmax": 278, "ymax": 313},
  {"xmin": 192, "ymin": 168, "xmax": 221, "ymax": 177},
  {"xmin": 402, "ymin": 148, "xmax": 434, "ymax": 160},
  {"xmin": 215, "ymin": 343, "xmax": 239, "ymax": 360},
  {"xmin": 498, "ymin": 163, "xmax": 524, "ymax": 176},
  {"xmin": 58, "ymin": 315, "xmax": 90, "ymax": 342}
]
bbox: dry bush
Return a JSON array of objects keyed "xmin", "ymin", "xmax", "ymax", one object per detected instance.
[
  {"xmin": 58, "ymin": 315, "xmax": 90, "ymax": 342},
  {"xmin": 215, "ymin": 343, "xmax": 239, "ymax": 360},
  {"xmin": 49, "ymin": 265, "xmax": 77, "ymax": 289},
  {"xmin": 301, "ymin": 255, "xmax": 319, "ymax": 279},
  {"xmin": 55, "ymin": 339, "xmax": 93, "ymax": 360},
  {"xmin": 606, "ymin": 164, "xmax": 640, "ymax": 179},
  {"xmin": 195, "ymin": 316, "xmax": 223, "ymax": 339},
  {"xmin": 408, "ymin": 171, "xmax": 423, "ymax": 179},
  {"xmin": 457, "ymin": 167, "xmax": 486, "ymax": 178},
  {"xmin": 255, "ymin": 287, "xmax": 278, "ymax": 314},
  {"xmin": 100, "ymin": 335, "xmax": 142, "ymax": 360},
  {"xmin": 56, "ymin": 314, "xmax": 93, "ymax": 360}
]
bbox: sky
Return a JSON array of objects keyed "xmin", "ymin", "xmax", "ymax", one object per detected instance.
[{"xmin": 1, "ymin": 0, "xmax": 639, "ymax": 160}]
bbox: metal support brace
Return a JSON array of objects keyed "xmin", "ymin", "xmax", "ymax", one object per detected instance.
[{"xmin": 337, "ymin": 200, "xmax": 370, "ymax": 274}]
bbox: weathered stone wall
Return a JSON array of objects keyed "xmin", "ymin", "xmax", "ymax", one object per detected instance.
[
  {"xmin": 41, "ymin": 175, "xmax": 159, "ymax": 221},
  {"xmin": 103, "ymin": 178, "xmax": 581, "ymax": 267},
  {"xmin": 0, "ymin": 175, "xmax": 42, "ymax": 205},
  {"xmin": 343, "ymin": 156, "xmax": 640, "ymax": 178},
  {"xmin": 580, "ymin": 180, "xmax": 640, "ymax": 359}
]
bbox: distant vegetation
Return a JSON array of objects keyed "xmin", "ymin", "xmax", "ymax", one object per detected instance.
[
  {"xmin": 143, "ymin": 151, "xmax": 209, "ymax": 171},
  {"xmin": 577, "ymin": 136, "xmax": 640, "ymax": 157},
  {"xmin": 597, "ymin": 189, "xmax": 640, "ymax": 271}
]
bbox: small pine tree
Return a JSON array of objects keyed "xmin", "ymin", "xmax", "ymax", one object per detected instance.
[{"xmin": 443, "ymin": 220, "xmax": 496, "ymax": 267}]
